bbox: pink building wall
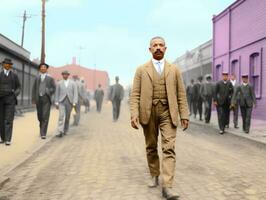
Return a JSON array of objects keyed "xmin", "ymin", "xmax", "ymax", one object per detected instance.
[{"xmin": 213, "ymin": 0, "xmax": 266, "ymax": 120}]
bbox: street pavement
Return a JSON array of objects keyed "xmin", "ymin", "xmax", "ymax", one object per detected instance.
[{"xmin": 0, "ymin": 102, "xmax": 266, "ymax": 200}]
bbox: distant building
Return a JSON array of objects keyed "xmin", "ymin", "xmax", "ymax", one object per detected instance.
[
  {"xmin": 0, "ymin": 33, "xmax": 39, "ymax": 108},
  {"xmin": 213, "ymin": 0, "xmax": 266, "ymax": 119},
  {"xmin": 49, "ymin": 57, "xmax": 110, "ymax": 93},
  {"xmin": 173, "ymin": 40, "xmax": 212, "ymax": 86}
]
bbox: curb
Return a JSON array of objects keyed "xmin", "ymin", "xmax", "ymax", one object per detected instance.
[
  {"xmin": 0, "ymin": 134, "xmax": 57, "ymax": 189},
  {"xmin": 190, "ymin": 120, "xmax": 266, "ymax": 148}
]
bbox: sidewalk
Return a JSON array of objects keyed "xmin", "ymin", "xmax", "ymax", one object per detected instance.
[
  {"xmin": 190, "ymin": 110, "xmax": 266, "ymax": 145},
  {"xmin": 0, "ymin": 109, "xmax": 59, "ymax": 184}
]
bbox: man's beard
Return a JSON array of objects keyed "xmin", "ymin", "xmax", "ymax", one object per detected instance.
[{"xmin": 153, "ymin": 50, "xmax": 164, "ymax": 60}]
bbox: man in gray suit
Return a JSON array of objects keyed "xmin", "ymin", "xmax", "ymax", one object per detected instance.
[
  {"xmin": 186, "ymin": 79, "xmax": 194, "ymax": 116},
  {"xmin": 32, "ymin": 63, "xmax": 56, "ymax": 139},
  {"xmin": 109, "ymin": 76, "xmax": 124, "ymax": 122},
  {"xmin": 54, "ymin": 71, "xmax": 78, "ymax": 137},
  {"xmin": 230, "ymin": 74, "xmax": 240, "ymax": 128},
  {"xmin": 94, "ymin": 84, "xmax": 104, "ymax": 112},
  {"xmin": 231, "ymin": 74, "xmax": 256, "ymax": 134},
  {"xmin": 200, "ymin": 75, "xmax": 214, "ymax": 123},
  {"xmin": 72, "ymin": 75, "xmax": 86, "ymax": 126}
]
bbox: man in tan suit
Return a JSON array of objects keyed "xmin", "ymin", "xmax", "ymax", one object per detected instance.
[{"xmin": 130, "ymin": 37, "xmax": 189, "ymax": 200}]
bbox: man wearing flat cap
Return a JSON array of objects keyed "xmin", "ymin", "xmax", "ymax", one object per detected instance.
[
  {"xmin": 54, "ymin": 70, "xmax": 78, "ymax": 137},
  {"xmin": 32, "ymin": 63, "xmax": 56, "ymax": 139},
  {"xmin": 130, "ymin": 36, "xmax": 189, "ymax": 200},
  {"xmin": 0, "ymin": 58, "xmax": 21, "ymax": 145},
  {"xmin": 214, "ymin": 72, "xmax": 234, "ymax": 134},
  {"xmin": 231, "ymin": 74, "xmax": 256, "ymax": 134}
]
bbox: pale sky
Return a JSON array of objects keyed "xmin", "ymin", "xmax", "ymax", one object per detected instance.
[{"xmin": 0, "ymin": 0, "xmax": 235, "ymax": 86}]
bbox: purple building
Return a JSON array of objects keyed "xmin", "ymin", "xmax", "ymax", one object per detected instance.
[{"xmin": 213, "ymin": 0, "xmax": 266, "ymax": 120}]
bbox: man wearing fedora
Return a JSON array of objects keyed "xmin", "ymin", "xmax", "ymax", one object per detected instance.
[
  {"xmin": 0, "ymin": 58, "xmax": 21, "ymax": 145},
  {"xmin": 54, "ymin": 70, "xmax": 78, "ymax": 137},
  {"xmin": 130, "ymin": 36, "xmax": 189, "ymax": 200},
  {"xmin": 32, "ymin": 63, "xmax": 56, "ymax": 139},
  {"xmin": 214, "ymin": 72, "xmax": 234, "ymax": 134}
]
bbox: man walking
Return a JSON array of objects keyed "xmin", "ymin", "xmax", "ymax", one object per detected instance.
[
  {"xmin": 201, "ymin": 75, "xmax": 214, "ymax": 123},
  {"xmin": 109, "ymin": 76, "xmax": 124, "ymax": 122},
  {"xmin": 94, "ymin": 84, "xmax": 104, "ymax": 112},
  {"xmin": 54, "ymin": 71, "xmax": 78, "ymax": 137},
  {"xmin": 32, "ymin": 63, "xmax": 56, "ymax": 139},
  {"xmin": 231, "ymin": 74, "xmax": 256, "ymax": 134},
  {"xmin": 186, "ymin": 79, "xmax": 194, "ymax": 116},
  {"xmin": 214, "ymin": 72, "xmax": 234, "ymax": 134},
  {"xmin": 192, "ymin": 76, "xmax": 203, "ymax": 120},
  {"xmin": 230, "ymin": 74, "xmax": 239, "ymax": 128},
  {"xmin": 72, "ymin": 75, "xmax": 85, "ymax": 126},
  {"xmin": 130, "ymin": 37, "xmax": 189, "ymax": 200},
  {"xmin": 0, "ymin": 58, "xmax": 21, "ymax": 145}
]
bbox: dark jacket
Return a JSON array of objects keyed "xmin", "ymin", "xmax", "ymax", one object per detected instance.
[
  {"xmin": 214, "ymin": 80, "xmax": 234, "ymax": 106},
  {"xmin": 32, "ymin": 75, "xmax": 56, "ymax": 104},
  {"xmin": 0, "ymin": 71, "xmax": 21, "ymax": 104},
  {"xmin": 232, "ymin": 84, "xmax": 256, "ymax": 107}
]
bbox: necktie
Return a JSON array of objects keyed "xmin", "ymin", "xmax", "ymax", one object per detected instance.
[{"xmin": 157, "ymin": 62, "xmax": 162, "ymax": 74}]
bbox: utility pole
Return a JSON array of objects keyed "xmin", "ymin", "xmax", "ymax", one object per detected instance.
[
  {"xmin": 20, "ymin": 10, "xmax": 36, "ymax": 47},
  {"xmin": 41, "ymin": 0, "xmax": 48, "ymax": 63}
]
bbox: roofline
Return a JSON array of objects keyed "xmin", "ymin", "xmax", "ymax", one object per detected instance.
[
  {"xmin": 0, "ymin": 43, "xmax": 38, "ymax": 68},
  {"xmin": 0, "ymin": 33, "xmax": 30, "ymax": 54},
  {"xmin": 212, "ymin": 0, "xmax": 245, "ymax": 22},
  {"xmin": 50, "ymin": 64, "xmax": 109, "ymax": 74}
]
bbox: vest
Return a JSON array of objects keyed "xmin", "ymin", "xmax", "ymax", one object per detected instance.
[
  {"xmin": 0, "ymin": 72, "xmax": 14, "ymax": 97},
  {"xmin": 152, "ymin": 66, "xmax": 168, "ymax": 105},
  {"xmin": 39, "ymin": 77, "xmax": 46, "ymax": 96}
]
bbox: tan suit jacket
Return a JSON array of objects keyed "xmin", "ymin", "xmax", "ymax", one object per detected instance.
[{"xmin": 130, "ymin": 60, "xmax": 189, "ymax": 127}]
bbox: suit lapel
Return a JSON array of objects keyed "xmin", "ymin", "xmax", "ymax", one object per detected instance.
[
  {"xmin": 164, "ymin": 61, "xmax": 170, "ymax": 78},
  {"xmin": 145, "ymin": 61, "xmax": 154, "ymax": 82}
]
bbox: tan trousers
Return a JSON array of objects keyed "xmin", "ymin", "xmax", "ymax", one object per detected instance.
[{"xmin": 142, "ymin": 102, "xmax": 177, "ymax": 188}]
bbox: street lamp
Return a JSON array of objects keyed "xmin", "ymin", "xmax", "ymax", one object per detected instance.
[{"xmin": 41, "ymin": 0, "xmax": 48, "ymax": 63}]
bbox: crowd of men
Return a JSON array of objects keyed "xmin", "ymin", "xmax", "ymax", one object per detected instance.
[
  {"xmin": 186, "ymin": 72, "xmax": 256, "ymax": 135},
  {"xmin": 0, "ymin": 58, "xmax": 124, "ymax": 145}
]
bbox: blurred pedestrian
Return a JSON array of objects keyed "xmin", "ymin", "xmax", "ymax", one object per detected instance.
[
  {"xmin": 230, "ymin": 74, "xmax": 240, "ymax": 128},
  {"xmin": 94, "ymin": 84, "xmax": 104, "ymax": 112},
  {"xmin": 109, "ymin": 76, "xmax": 124, "ymax": 122},
  {"xmin": 186, "ymin": 79, "xmax": 194, "ymax": 116}
]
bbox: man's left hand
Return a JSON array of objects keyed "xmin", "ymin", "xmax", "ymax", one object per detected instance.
[{"xmin": 181, "ymin": 119, "xmax": 189, "ymax": 131}]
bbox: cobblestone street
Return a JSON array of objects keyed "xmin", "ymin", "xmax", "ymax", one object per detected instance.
[{"xmin": 1, "ymin": 103, "xmax": 266, "ymax": 200}]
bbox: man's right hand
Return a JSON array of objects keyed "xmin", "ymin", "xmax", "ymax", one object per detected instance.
[{"xmin": 131, "ymin": 117, "xmax": 139, "ymax": 130}]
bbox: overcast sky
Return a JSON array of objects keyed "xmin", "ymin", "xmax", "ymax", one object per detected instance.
[{"xmin": 0, "ymin": 0, "xmax": 235, "ymax": 85}]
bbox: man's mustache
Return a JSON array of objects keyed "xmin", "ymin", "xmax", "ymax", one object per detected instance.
[{"xmin": 155, "ymin": 49, "xmax": 163, "ymax": 54}]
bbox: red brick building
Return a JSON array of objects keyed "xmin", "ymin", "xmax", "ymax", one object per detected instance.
[{"xmin": 49, "ymin": 58, "xmax": 109, "ymax": 92}]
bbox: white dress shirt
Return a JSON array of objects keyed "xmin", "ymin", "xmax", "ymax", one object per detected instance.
[
  {"xmin": 64, "ymin": 79, "xmax": 69, "ymax": 88},
  {"xmin": 231, "ymin": 79, "xmax": 236, "ymax": 86},
  {"xmin": 4, "ymin": 69, "xmax": 10, "ymax": 76},
  {"xmin": 152, "ymin": 58, "xmax": 165, "ymax": 75},
  {"xmin": 40, "ymin": 73, "xmax": 47, "ymax": 82}
]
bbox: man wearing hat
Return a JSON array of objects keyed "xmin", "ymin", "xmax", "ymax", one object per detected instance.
[
  {"xmin": 109, "ymin": 76, "xmax": 124, "ymax": 121},
  {"xmin": 200, "ymin": 75, "xmax": 215, "ymax": 123},
  {"xmin": 192, "ymin": 76, "xmax": 203, "ymax": 120},
  {"xmin": 32, "ymin": 63, "xmax": 56, "ymax": 139},
  {"xmin": 214, "ymin": 72, "xmax": 234, "ymax": 134},
  {"xmin": 186, "ymin": 79, "xmax": 194, "ymax": 116},
  {"xmin": 230, "ymin": 74, "xmax": 240, "ymax": 128},
  {"xmin": 231, "ymin": 74, "xmax": 256, "ymax": 134},
  {"xmin": 0, "ymin": 58, "xmax": 21, "ymax": 145},
  {"xmin": 54, "ymin": 70, "xmax": 78, "ymax": 137}
]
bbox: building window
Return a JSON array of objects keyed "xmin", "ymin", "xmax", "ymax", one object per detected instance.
[
  {"xmin": 250, "ymin": 52, "xmax": 261, "ymax": 98},
  {"xmin": 231, "ymin": 60, "xmax": 239, "ymax": 82},
  {"xmin": 215, "ymin": 64, "xmax": 222, "ymax": 81}
]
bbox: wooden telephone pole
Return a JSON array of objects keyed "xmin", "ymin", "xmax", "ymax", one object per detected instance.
[{"xmin": 41, "ymin": 0, "xmax": 48, "ymax": 63}]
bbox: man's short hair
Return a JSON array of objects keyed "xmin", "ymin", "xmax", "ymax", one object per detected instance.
[{"xmin": 150, "ymin": 36, "xmax": 166, "ymax": 46}]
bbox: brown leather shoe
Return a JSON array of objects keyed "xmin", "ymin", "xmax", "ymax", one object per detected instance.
[
  {"xmin": 162, "ymin": 187, "xmax": 179, "ymax": 200},
  {"xmin": 148, "ymin": 176, "xmax": 159, "ymax": 188}
]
